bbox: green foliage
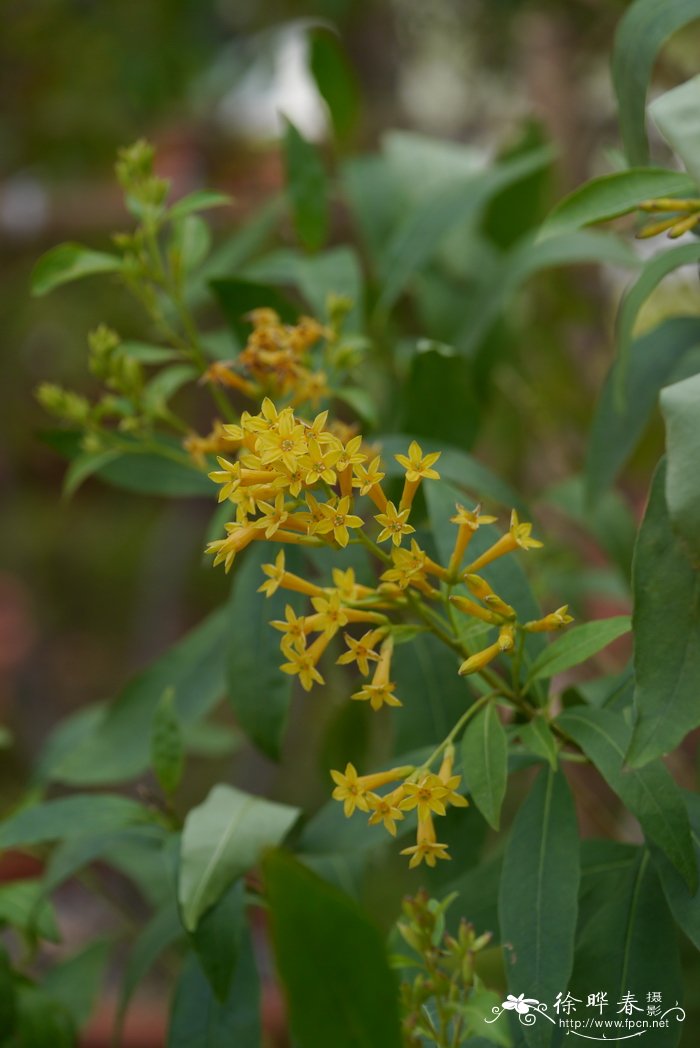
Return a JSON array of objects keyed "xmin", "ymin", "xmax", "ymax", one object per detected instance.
[
  {"xmin": 151, "ymin": 687, "xmax": 185, "ymax": 795},
  {"xmin": 178, "ymin": 784, "xmax": 300, "ymax": 931},
  {"xmin": 283, "ymin": 119, "xmax": 329, "ymax": 252},
  {"xmin": 661, "ymin": 370, "xmax": 700, "ymax": 562},
  {"xmin": 31, "ymin": 243, "xmax": 123, "ymax": 296},
  {"xmin": 461, "ymin": 705, "xmax": 508, "ymax": 831},
  {"xmin": 525, "ymin": 616, "xmax": 631, "ymax": 684},
  {"xmin": 264, "ymin": 851, "xmax": 403, "ymax": 1048}
]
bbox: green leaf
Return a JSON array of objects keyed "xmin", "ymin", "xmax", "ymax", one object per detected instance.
[
  {"xmin": 518, "ymin": 717, "xmax": 559, "ymax": 770},
  {"xmin": 41, "ymin": 826, "xmax": 167, "ymax": 898},
  {"xmin": 117, "ymin": 341, "xmax": 183, "ymax": 364},
  {"xmin": 586, "ymin": 316, "xmax": 700, "ymax": 499},
  {"xmin": 284, "ymin": 118, "xmax": 328, "ymax": 252},
  {"xmin": 0, "ymin": 794, "xmax": 153, "ymax": 849},
  {"xmin": 556, "ymin": 705, "xmax": 697, "ymax": 891},
  {"xmin": 142, "ymin": 365, "xmax": 197, "ymax": 414},
  {"xmin": 526, "ymin": 616, "xmax": 631, "ymax": 684},
  {"xmin": 151, "ymin": 688, "xmax": 184, "ymax": 795},
  {"xmin": 612, "ymin": 0, "xmax": 700, "ymax": 166},
  {"xmin": 246, "ymin": 246, "xmax": 365, "ymax": 330},
  {"xmin": 400, "ymin": 344, "xmax": 480, "ymax": 451},
  {"xmin": 178, "ymin": 784, "xmax": 300, "ymax": 931},
  {"xmin": 0, "ymin": 880, "xmax": 59, "ymax": 942},
  {"xmin": 457, "ymin": 230, "xmax": 640, "ymax": 358},
  {"xmin": 31, "ymin": 242, "xmax": 122, "ymax": 296},
  {"xmin": 308, "ymin": 30, "xmax": 359, "ymax": 141},
  {"xmin": 168, "ymin": 932, "xmax": 260, "ymax": 1048},
  {"xmin": 225, "ymin": 544, "xmax": 302, "ymax": 760},
  {"xmin": 653, "ymin": 791, "xmax": 700, "ymax": 950},
  {"xmin": 13, "ymin": 985, "xmax": 76, "ymax": 1047},
  {"xmin": 169, "ymin": 190, "xmax": 232, "ymax": 222},
  {"xmin": 116, "ymin": 904, "xmax": 183, "ymax": 1034},
  {"xmin": 42, "ymin": 606, "xmax": 230, "ymax": 785},
  {"xmin": 661, "ymin": 370, "xmax": 700, "ymax": 563},
  {"xmin": 498, "ymin": 768, "xmax": 579, "ymax": 1048},
  {"xmin": 171, "ymin": 215, "xmax": 211, "ymax": 271},
  {"xmin": 62, "ymin": 449, "xmax": 122, "ymax": 498},
  {"xmin": 377, "ymin": 146, "xmax": 553, "ymax": 312},
  {"xmin": 190, "ymin": 880, "xmax": 245, "ymax": 1002},
  {"xmin": 461, "ymin": 704, "xmax": 508, "ymax": 830},
  {"xmin": 626, "ymin": 462, "xmax": 700, "ymax": 765},
  {"xmin": 539, "ymin": 168, "xmax": 698, "ymax": 239},
  {"xmin": 616, "ymin": 241, "xmax": 700, "ymax": 381},
  {"xmin": 42, "ymin": 940, "xmax": 111, "ymax": 1027},
  {"xmin": 650, "ymin": 73, "xmax": 700, "ymax": 184},
  {"xmin": 571, "ymin": 845, "xmax": 683, "ymax": 1045},
  {"xmin": 264, "ymin": 851, "xmax": 403, "ymax": 1048}
]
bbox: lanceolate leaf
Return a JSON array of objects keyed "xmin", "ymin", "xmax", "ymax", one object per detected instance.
[
  {"xmin": 461, "ymin": 703, "xmax": 508, "ymax": 830},
  {"xmin": 117, "ymin": 904, "xmax": 183, "ymax": 1035},
  {"xmin": 626, "ymin": 462, "xmax": 700, "ymax": 765},
  {"xmin": 178, "ymin": 785, "xmax": 300, "ymax": 931},
  {"xmin": 612, "ymin": 0, "xmax": 700, "ymax": 166},
  {"xmin": 661, "ymin": 371, "xmax": 700, "ymax": 564},
  {"xmin": 168, "ymin": 933, "xmax": 260, "ymax": 1048},
  {"xmin": 525, "ymin": 617, "xmax": 631, "ymax": 684},
  {"xmin": 539, "ymin": 168, "xmax": 698, "ymax": 239},
  {"xmin": 189, "ymin": 880, "xmax": 245, "ymax": 1003},
  {"xmin": 586, "ymin": 316, "xmax": 700, "ymax": 500},
  {"xmin": 653, "ymin": 791, "xmax": 700, "ymax": 950},
  {"xmin": 498, "ymin": 767, "xmax": 580, "ymax": 1048},
  {"xmin": 556, "ymin": 705, "xmax": 697, "ymax": 891},
  {"xmin": 31, "ymin": 243, "xmax": 123, "ymax": 296},
  {"xmin": 650, "ymin": 73, "xmax": 700, "ymax": 185},
  {"xmin": 284, "ymin": 118, "xmax": 329, "ymax": 252},
  {"xmin": 616, "ymin": 242, "xmax": 700, "ymax": 383},
  {"xmin": 264, "ymin": 851, "xmax": 403, "ymax": 1048},
  {"xmin": 0, "ymin": 795, "xmax": 153, "ymax": 849},
  {"xmin": 571, "ymin": 843, "xmax": 683, "ymax": 1041}
]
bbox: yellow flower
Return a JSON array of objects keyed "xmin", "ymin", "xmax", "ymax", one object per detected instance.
[
  {"xmin": 466, "ymin": 510, "xmax": 543, "ymax": 573},
  {"xmin": 253, "ymin": 493, "xmax": 290, "ymax": 539},
  {"xmin": 351, "ymin": 636, "xmax": 400, "ymax": 710},
  {"xmin": 463, "ymin": 574, "xmax": 515, "ymax": 619},
  {"xmin": 337, "ymin": 630, "xmax": 382, "ymax": 675},
  {"xmin": 310, "ymin": 591, "xmax": 350, "ymax": 637},
  {"xmin": 394, "ymin": 441, "xmax": 441, "ymax": 482},
  {"xmin": 448, "ymin": 503, "xmax": 497, "ymax": 574},
  {"xmin": 367, "ymin": 787, "xmax": 406, "ymax": 836},
  {"xmin": 400, "ymin": 810, "xmax": 450, "ymax": 868},
  {"xmin": 301, "ymin": 438, "xmax": 339, "ymax": 486},
  {"xmin": 205, "ymin": 523, "xmax": 258, "ymax": 572},
  {"xmin": 314, "ymin": 496, "xmax": 364, "ymax": 548},
  {"xmin": 245, "ymin": 397, "xmax": 286, "ymax": 433},
  {"xmin": 330, "ymin": 763, "xmax": 413, "ymax": 817},
  {"xmin": 524, "ymin": 606, "xmax": 574, "ymax": 632},
  {"xmin": 257, "ymin": 412, "xmax": 308, "ymax": 470},
  {"xmin": 399, "ymin": 774, "xmax": 450, "ymax": 819},
  {"xmin": 208, "ymin": 456, "xmax": 240, "ymax": 503},
  {"xmin": 375, "ymin": 502, "xmax": 415, "ymax": 546},
  {"xmin": 437, "ymin": 746, "xmax": 469, "ymax": 808},
  {"xmin": 458, "ymin": 624, "xmax": 515, "ymax": 676},
  {"xmin": 449, "ymin": 593, "xmax": 504, "ymax": 626},
  {"xmin": 334, "ymin": 434, "xmax": 366, "ymax": 474},
  {"xmin": 258, "ymin": 550, "xmax": 286, "ymax": 596},
  {"xmin": 280, "ymin": 645, "xmax": 325, "ymax": 691},
  {"xmin": 270, "ymin": 605, "xmax": 308, "ymax": 651},
  {"xmin": 259, "ymin": 551, "xmax": 324, "ymax": 598}
]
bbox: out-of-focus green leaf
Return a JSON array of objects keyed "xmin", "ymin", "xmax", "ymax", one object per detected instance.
[
  {"xmin": 117, "ymin": 341, "xmax": 183, "ymax": 364},
  {"xmin": 0, "ymin": 795, "xmax": 153, "ymax": 849},
  {"xmin": 612, "ymin": 0, "xmax": 700, "ymax": 166},
  {"xmin": 151, "ymin": 688, "xmax": 184, "ymax": 795},
  {"xmin": 400, "ymin": 343, "xmax": 480, "ymax": 451},
  {"xmin": 661, "ymin": 370, "xmax": 700, "ymax": 562},
  {"xmin": 42, "ymin": 940, "xmax": 111, "ymax": 1028},
  {"xmin": 170, "ymin": 215, "xmax": 211, "ymax": 271},
  {"xmin": 557, "ymin": 705, "xmax": 697, "ymax": 891},
  {"xmin": 246, "ymin": 246, "xmax": 364, "ymax": 329},
  {"xmin": 210, "ymin": 277, "xmax": 298, "ymax": 342},
  {"xmin": 498, "ymin": 768, "xmax": 579, "ymax": 1048},
  {"xmin": 586, "ymin": 317, "xmax": 700, "ymax": 499},
  {"xmin": 117, "ymin": 904, "xmax": 183, "ymax": 1035},
  {"xmin": 179, "ymin": 784, "xmax": 299, "ymax": 931},
  {"xmin": 41, "ymin": 826, "xmax": 167, "ymax": 898},
  {"xmin": 13, "ymin": 985, "xmax": 75, "ymax": 1047},
  {"xmin": 190, "ymin": 880, "xmax": 245, "ymax": 1003},
  {"xmin": 461, "ymin": 703, "xmax": 508, "ymax": 830},
  {"xmin": 226, "ymin": 543, "xmax": 302, "ymax": 760},
  {"xmin": 541, "ymin": 474, "xmax": 638, "ymax": 577},
  {"xmin": 540, "ymin": 168, "xmax": 697, "ymax": 239},
  {"xmin": 308, "ymin": 30, "xmax": 359, "ymax": 141},
  {"xmin": 31, "ymin": 243, "xmax": 122, "ymax": 296},
  {"xmin": 43, "ymin": 606, "xmax": 230, "ymax": 785},
  {"xmin": 62, "ymin": 449, "xmax": 122, "ymax": 498},
  {"xmin": 284, "ymin": 118, "xmax": 328, "ymax": 252},
  {"xmin": 168, "ymin": 933, "xmax": 260, "ymax": 1048},
  {"xmin": 651, "ymin": 73, "xmax": 700, "ymax": 184},
  {"xmin": 0, "ymin": 880, "xmax": 60, "ymax": 942},
  {"xmin": 518, "ymin": 717, "xmax": 558, "ymax": 770},
  {"xmin": 627, "ymin": 463, "xmax": 700, "ymax": 765},
  {"xmin": 169, "ymin": 190, "xmax": 232, "ymax": 222},
  {"xmin": 142, "ymin": 365, "xmax": 197, "ymax": 415},
  {"xmin": 458, "ymin": 230, "xmax": 640, "ymax": 358},
  {"xmin": 616, "ymin": 242, "xmax": 700, "ymax": 381},
  {"xmin": 525, "ymin": 617, "xmax": 631, "ymax": 684},
  {"xmin": 264, "ymin": 851, "xmax": 403, "ymax": 1048},
  {"xmin": 571, "ymin": 844, "xmax": 682, "ymax": 1045},
  {"xmin": 653, "ymin": 791, "xmax": 700, "ymax": 950},
  {"xmin": 377, "ymin": 146, "xmax": 553, "ymax": 311}
]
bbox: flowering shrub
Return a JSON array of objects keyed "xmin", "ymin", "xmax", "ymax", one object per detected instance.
[{"xmin": 3, "ymin": 4, "xmax": 700, "ymax": 1045}]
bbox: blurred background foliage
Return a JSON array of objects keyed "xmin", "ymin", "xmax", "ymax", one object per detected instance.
[{"xmin": 3, "ymin": 0, "xmax": 700, "ymax": 1042}]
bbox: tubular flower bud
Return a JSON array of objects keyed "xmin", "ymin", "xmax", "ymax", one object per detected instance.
[{"xmin": 524, "ymin": 605, "xmax": 574, "ymax": 632}]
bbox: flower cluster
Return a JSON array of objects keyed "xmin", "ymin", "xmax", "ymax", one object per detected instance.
[
  {"xmin": 637, "ymin": 196, "xmax": 700, "ymax": 239},
  {"xmin": 206, "ymin": 398, "xmax": 573, "ymax": 865}
]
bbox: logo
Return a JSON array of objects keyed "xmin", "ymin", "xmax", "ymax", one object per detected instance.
[{"xmin": 485, "ymin": 991, "xmax": 686, "ymax": 1041}]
